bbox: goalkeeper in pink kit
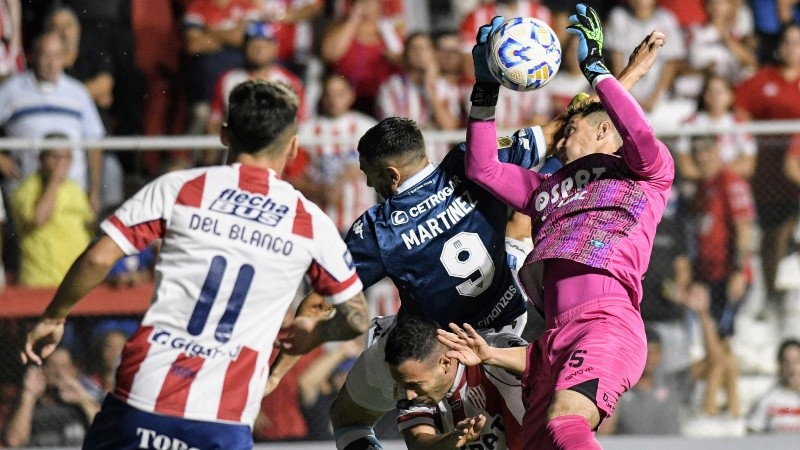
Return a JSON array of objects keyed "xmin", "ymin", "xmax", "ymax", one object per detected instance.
[{"xmin": 451, "ymin": 5, "xmax": 674, "ymax": 449}]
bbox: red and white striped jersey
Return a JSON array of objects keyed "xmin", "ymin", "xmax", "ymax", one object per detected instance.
[
  {"xmin": 459, "ymin": 1, "xmax": 552, "ymax": 51},
  {"xmin": 99, "ymin": 163, "xmax": 362, "ymax": 426},
  {"xmin": 397, "ymin": 334, "xmax": 526, "ymax": 450},
  {"xmin": 376, "ymin": 74, "xmax": 464, "ymax": 162},
  {"xmin": 299, "ymin": 111, "xmax": 378, "ymax": 231},
  {"xmin": 746, "ymin": 385, "xmax": 800, "ymax": 433},
  {"xmin": 209, "ymin": 67, "xmax": 306, "ymax": 124},
  {"xmin": 674, "ymin": 112, "xmax": 756, "ymax": 163}
]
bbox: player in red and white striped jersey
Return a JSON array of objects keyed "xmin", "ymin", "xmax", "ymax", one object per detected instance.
[
  {"xmin": 299, "ymin": 73, "xmax": 377, "ymax": 232},
  {"xmin": 20, "ymin": 80, "xmax": 369, "ymax": 450},
  {"xmin": 386, "ymin": 316, "xmax": 526, "ymax": 450}
]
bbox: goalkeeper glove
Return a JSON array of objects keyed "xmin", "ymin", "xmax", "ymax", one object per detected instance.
[
  {"xmin": 470, "ymin": 16, "xmax": 504, "ymax": 107},
  {"xmin": 566, "ymin": 3, "xmax": 611, "ymax": 86}
]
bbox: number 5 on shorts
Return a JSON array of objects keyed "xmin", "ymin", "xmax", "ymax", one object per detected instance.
[{"xmin": 440, "ymin": 232, "xmax": 495, "ymax": 297}]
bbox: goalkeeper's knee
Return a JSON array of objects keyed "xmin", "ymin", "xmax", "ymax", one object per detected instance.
[{"xmin": 334, "ymin": 426, "xmax": 384, "ymax": 450}]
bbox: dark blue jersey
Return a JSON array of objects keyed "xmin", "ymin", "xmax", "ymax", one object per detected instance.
[{"xmin": 345, "ymin": 127, "xmax": 548, "ymax": 329}]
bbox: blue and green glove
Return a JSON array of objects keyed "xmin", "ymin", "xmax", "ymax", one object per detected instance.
[
  {"xmin": 566, "ymin": 4, "xmax": 610, "ymax": 86},
  {"xmin": 470, "ymin": 16, "xmax": 504, "ymax": 108}
]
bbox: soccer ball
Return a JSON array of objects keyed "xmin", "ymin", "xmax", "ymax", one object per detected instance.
[{"xmin": 486, "ymin": 17, "xmax": 562, "ymax": 92}]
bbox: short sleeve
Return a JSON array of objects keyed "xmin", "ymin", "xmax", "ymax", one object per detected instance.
[
  {"xmin": 100, "ymin": 173, "xmax": 185, "ymax": 255},
  {"xmin": 397, "ymin": 401, "xmax": 438, "ymax": 433},
  {"xmin": 80, "ymin": 86, "xmax": 106, "ymax": 138},
  {"xmin": 497, "ymin": 126, "xmax": 547, "ymax": 171},
  {"xmin": 306, "ymin": 199, "xmax": 363, "ymax": 304},
  {"xmin": 344, "ymin": 212, "xmax": 387, "ymax": 289}
]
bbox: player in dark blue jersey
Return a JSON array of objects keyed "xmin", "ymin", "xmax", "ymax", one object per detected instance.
[{"xmin": 329, "ymin": 117, "xmax": 552, "ymax": 450}]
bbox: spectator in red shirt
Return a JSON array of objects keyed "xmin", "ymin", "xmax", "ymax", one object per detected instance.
[
  {"xmin": 691, "ymin": 134, "xmax": 757, "ymax": 417},
  {"xmin": 183, "ymin": 0, "xmax": 262, "ymax": 133},
  {"xmin": 734, "ymin": 23, "xmax": 800, "ymax": 317},
  {"xmin": 320, "ymin": 0, "xmax": 403, "ymax": 115}
]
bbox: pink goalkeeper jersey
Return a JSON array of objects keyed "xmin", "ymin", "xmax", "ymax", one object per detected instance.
[
  {"xmin": 465, "ymin": 76, "xmax": 674, "ymax": 308},
  {"xmin": 100, "ymin": 163, "xmax": 362, "ymax": 426}
]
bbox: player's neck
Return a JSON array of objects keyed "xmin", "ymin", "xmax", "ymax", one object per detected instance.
[{"xmin": 235, "ymin": 153, "xmax": 287, "ymax": 175}]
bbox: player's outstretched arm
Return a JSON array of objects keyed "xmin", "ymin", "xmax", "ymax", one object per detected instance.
[
  {"xmin": 20, "ymin": 236, "xmax": 124, "ymax": 365},
  {"xmin": 437, "ymin": 323, "xmax": 527, "ymax": 375},
  {"xmin": 465, "ymin": 17, "xmax": 543, "ymax": 211},
  {"xmin": 567, "ymin": 3, "xmax": 671, "ymax": 178},
  {"xmin": 279, "ymin": 292, "xmax": 369, "ymax": 355},
  {"xmin": 539, "ymin": 30, "xmax": 666, "ymax": 150}
]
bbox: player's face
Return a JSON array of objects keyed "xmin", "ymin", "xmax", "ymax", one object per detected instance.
[
  {"xmin": 779, "ymin": 345, "xmax": 800, "ymax": 390},
  {"xmin": 390, "ymin": 357, "xmax": 454, "ymax": 406},
  {"xmin": 558, "ymin": 114, "xmax": 608, "ymax": 164},
  {"xmin": 359, "ymin": 159, "xmax": 394, "ymax": 198}
]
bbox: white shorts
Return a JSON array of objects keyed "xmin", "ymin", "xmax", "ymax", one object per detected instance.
[{"xmin": 344, "ymin": 312, "xmax": 527, "ymax": 412}]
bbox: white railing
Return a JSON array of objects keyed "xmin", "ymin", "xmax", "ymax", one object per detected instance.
[{"xmin": 3, "ymin": 120, "xmax": 800, "ymax": 151}]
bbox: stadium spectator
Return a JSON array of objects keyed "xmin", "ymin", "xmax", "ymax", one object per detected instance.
[
  {"xmin": 132, "ymin": 0, "xmax": 190, "ymax": 176},
  {"xmin": 433, "ymin": 29, "xmax": 468, "ymax": 88},
  {"xmin": 750, "ymin": 0, "xmax": 799, "ymax": 63},
  {"xmin": 542, "ymin": 0, "xmax": 608, "ymax": 49},
  {"xmin": 3, "ymin": 347, "xmax": 101, "ymax": 447},
  {"xmin": 261, "ymin": 0, "xmax": 324, "ymax": 77},
  {"xmin": 320, "ymin": 0, "xmax": 403, "ymax": 114},
  {"xmin": 747, "ymin": 338, "xmax": 800, "ymax": 433},
  {"xmin": 206, "ymin": 21, "xmax": 305, "ymax": 164},
  {"xmin": 9, "ymin": 138, "xmax": 94, "ymax": 287},
  {"xmin": 459, "ymin": 0, "xmax": 553, "ymax": 51},
  {"xmin": 734, "ymin": 23, "xmax": 800, "ymax": 320},
  {"xmin": 44, "ymin": 6, "xmax": 124, "ymax": 210},
  {"xmin": 545, "ymin": 34, "xmax": 592, "ymax": 119},
  {"xmin": 657, "ymin": 0, "xmax": 707, "ymax": 29},
  {"xmin": 681, "ymin": 0, "xmax": 757, "ymax": 97},
  {"xmin": 0, "ymin": 0, "xmax": 24, "ymax": 81},
  {"xmin": 690, "ymin": 134, "xmax": 755, "ymax": 416},
  {"xmin": 183, "ymin": 0, "xmax": 262, "ymax": 133},
  {"xmin": 376, "ymin": 32, "xmax": 462, "ymax": 161},
  {"xmin": 297, "ymin": 338, "xmax": 362, "ymax": 440},
  {"xmin": 388, "ymin": 315, "xmax": 527, "ymax": 449},
  {"xmin": 675, "ymin": 74, "xmax": 756, "ymax": 180},
  {"xmin": 298, "ymin": 73, "xmax": 376, "ymax": 233},
  {"xmin": 605, "ymin": 0, "xmax": 685, "ymax": 113},
  {"xmin": 18, "ymin": 80, "xmax": 369, "ymax": 449},
  {"xmin": 86, "ymin": 329, "xmax": 129, "ymax": 394},
  {"xmin": 0, "ymin": 31, "xmax": 104, "ymax": 212}
]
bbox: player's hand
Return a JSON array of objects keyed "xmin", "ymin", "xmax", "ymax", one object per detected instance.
[
  {"xmin": 624, "ymin": 31, "xmax": 665, "ymax": 83},
  {"xmin": 454, "ymin": 414, "xmax": 486, "ymax": 447},
  {"xmin": 566, "ymin": 3, "xmax": 610, "ymax": 85},
  {"xmin": 279, "ymin": 316, "xmax": 323, "ymax": 355},
  {"xmin": 437, "ymin": 323, "xmax": 492, "ymax": 367},
  {"xmin": 20, "ymin": 318, "xmax": 65, "ymax": 365},
  {"xmin": 472, "ymin": 16, "xmax": 504, "ymax": 84}
]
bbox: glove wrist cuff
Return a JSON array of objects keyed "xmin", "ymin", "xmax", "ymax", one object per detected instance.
[{"xmin": 470, "ymin": 82, "xmax": 500, "ymax": 107}]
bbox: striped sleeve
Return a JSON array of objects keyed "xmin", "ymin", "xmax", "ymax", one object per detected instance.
[{"xmin": 397, "ymin": 403, "xmax": 438, "ymax": 433}]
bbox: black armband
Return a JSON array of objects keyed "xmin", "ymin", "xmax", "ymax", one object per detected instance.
[{"xmin": 470, "ymin": 82, "xmax": 500, "ymax": 107}]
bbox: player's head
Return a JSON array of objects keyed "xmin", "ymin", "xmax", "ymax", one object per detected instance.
[
  {"xmin": 357, "ymin": 117, "xmax": 428, "ymax": 199},
  {"xmin": 243, "ymin": 21, "xmax": 278, "ymax": 70},
  {"xmin": 223, "ymin": 80, "xmax": 299, "ymax": 163},
  {"xmin": 557, "ymin": 101, "xmax": 622, "ymax": 164},
  {"xmin": 777, "ymin": 338, "xmax": 800, "ymax": 390},
  {"xmin": 385, "ymin": 316, "xmax": 456, "ymax": 406}
]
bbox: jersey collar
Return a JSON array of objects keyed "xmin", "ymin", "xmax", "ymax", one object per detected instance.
[
  {"xmin": 445, "ymin": 363, "xmax": 466, "ymax": 399},
  {"xmin": 395, "ymin": 162, "xmax": 437, "ymax": 195}
]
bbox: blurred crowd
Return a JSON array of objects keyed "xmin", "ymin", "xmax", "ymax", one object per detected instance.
[{"xmin": 0, "ymin": 0, "xmax": 799, "ymax": 446}]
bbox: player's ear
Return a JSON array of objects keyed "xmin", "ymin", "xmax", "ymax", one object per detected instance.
[
  {"xmin": 387, "ymin": 166, "xmax": 402, "ymax": 191},
  {"xmin": 439, "ymin": 353, "xmax": 452, "ymax": 373},
  {"xmin": 286, "ymin": 135, "xmax": 299, "ymax": 160},
  {"xmin": 220, "ymin": 123, "xmax": 230, "ymax": 147}
]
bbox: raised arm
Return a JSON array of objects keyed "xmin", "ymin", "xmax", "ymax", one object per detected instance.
[{"xmin": 464, "ymin": 17, "xmax": 543, "ymax": 211}]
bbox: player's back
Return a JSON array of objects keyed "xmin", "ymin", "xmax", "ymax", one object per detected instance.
[
  {"xmin": 347, "ymin": 129, "xmax": 547, "ymax": 329},
  {"xmin": 101, "ymin": 163, "xmax": 358, "ymax": 425}
]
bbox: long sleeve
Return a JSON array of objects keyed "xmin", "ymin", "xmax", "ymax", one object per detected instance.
[
  {"xmin": 465, "ymin": 119, "xmax": 543, "ymax": 211},
  {"xmin": 595, "ymin": 76, "xmax": 672, "ymax": 180}
]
